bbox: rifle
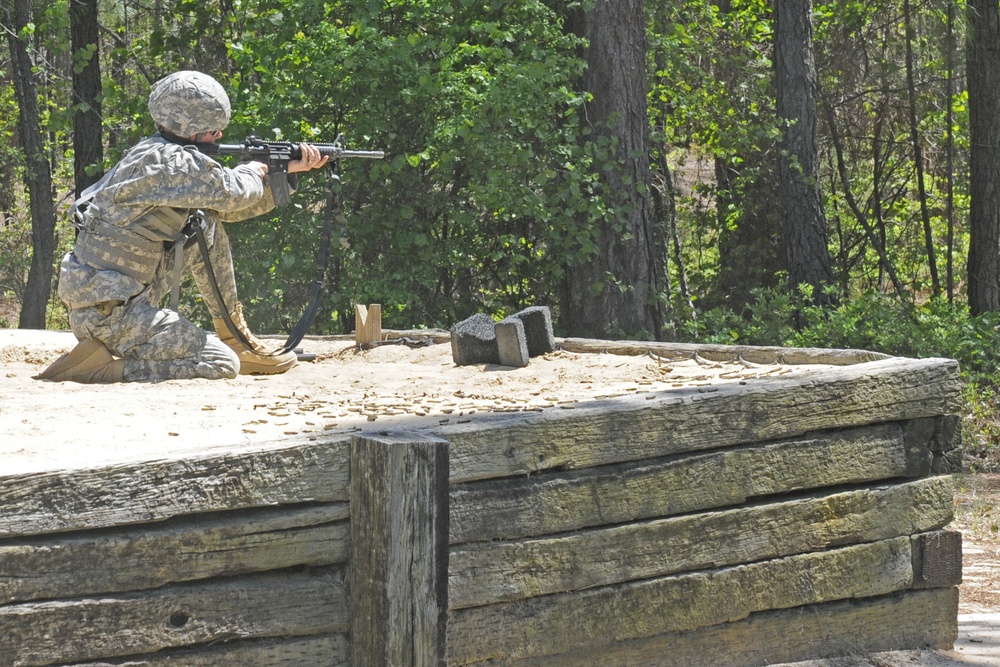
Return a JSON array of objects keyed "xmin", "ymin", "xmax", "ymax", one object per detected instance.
[
  {"xmin": 194, "ymin": 133, "xmax": 384, "ymax": 356},
  {"xmin": 198, "ymin": 134, "xmax": 384, "ymax": 205}
]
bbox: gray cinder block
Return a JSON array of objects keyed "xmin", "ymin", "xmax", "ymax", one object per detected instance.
[
  {"xmin": 450, "ymin": 313, "xmax": 500, "ymax": 366},
  {"xmin": 509, "ymin": 306, "xmax": 555, "ymax": 357},
  {"xmin": 495, "ymin": 318, "xmax": 529, "ymax": 368}
]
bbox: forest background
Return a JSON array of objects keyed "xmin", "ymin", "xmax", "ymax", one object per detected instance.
[{"xmin": 4, "ymin": 0, "xmax": 1000, "ymax": 466}]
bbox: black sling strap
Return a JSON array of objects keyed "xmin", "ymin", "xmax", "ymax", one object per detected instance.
[{"xmin": 189, "ymin": 212, "xmax": 255, "ymax": 352}]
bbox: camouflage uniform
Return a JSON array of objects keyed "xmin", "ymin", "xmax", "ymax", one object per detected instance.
[{"xmin": 56, "ymin": 74, "xmax": 284, "ymax": 382}]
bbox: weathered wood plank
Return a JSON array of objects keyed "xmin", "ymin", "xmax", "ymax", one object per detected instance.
[
  {"xmin": 434, "ymin": 357, "xmax": 961, "ymax": 483},
  {"xmin": 0, "ymin": 503, "xmax": 349, "ymax": 604},
  {"xmin": 449, "ymin": 477, "xmax": 954, "ymax": 609},
  {"xmin": 558, "ymin": 337, "xmax": 890, "ymax": 365},
  {"xmin": 920, "ymin": 414, "xmax": 964, "ymax": 473},
  {"xmin": 68, "ymin": 635, "xmax": 347, "ymax": 667},
  {"xmin": 450, "ymin": 421, "xmax": 938, "ymax": 543},
  {"xmin": 468, "ymin": 587, "xmax": 959, "ymax": 667},
  {"xmin": 0, "ymin": 438, "xmax": 351, "ymax": 538},
  {"xmin": 447, "ymin": 538, "xmax": 914, "ymax": 665},
  {"xmin": 0, "ymin": 567, "xmax": 347, "ymax": 667},
  {"xmin": 350, "ymin": 433, "xmax": 449, "ymax": 667}
]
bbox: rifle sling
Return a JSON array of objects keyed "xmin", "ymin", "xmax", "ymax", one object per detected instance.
[
  {"xmin": 190, "ymin": 171, "xmax": 343, "ymax": 359},
  {"xmin": 191, "ymin": 217, "xmax": 256, "ymax": 353}
]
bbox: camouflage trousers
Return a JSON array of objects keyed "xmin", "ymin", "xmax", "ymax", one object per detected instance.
[{"xmin": 68, "ymin": 218, "xmax": 242, "ymax": 382}]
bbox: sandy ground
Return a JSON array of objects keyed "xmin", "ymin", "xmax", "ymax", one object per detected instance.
[
  {"xmin": 2, "ymin": 328, "xmax": 999, "ymax": 666},
  {"xmin": 0, "ymin": 327, "xmax": 820, "ymax": 475}
]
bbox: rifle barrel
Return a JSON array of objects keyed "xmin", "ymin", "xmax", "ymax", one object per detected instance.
[{"xmin": 205, "ymin": 141, "xmax": 383, "ymax": 160}]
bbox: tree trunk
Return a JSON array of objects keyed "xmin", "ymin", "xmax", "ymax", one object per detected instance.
[
  {"xmin": 713, "ymin": 154, "xmax": 786, "ymax": 311},
  {"xmin": 70, "ymin": 0, "xmax": 104, "ymax": 197},
  {"xmin": 6, "ymin": 0, "xmax": 58, "ymax": 329},
  {"xmin": 774, "ymin": 0, "xmax": 835, "ymax": 304},
  {"xmin": 652, "ymin": 147, "xmax": 685, "ymax": 328},
  {"xmin": 967, "ymin": 0, "xmax": 1000, "ymax": 315},
  {"xmin": 561, "ymin": 0, "xmax": 664, "ymax": 340},
  {"xmin": 871, "ymin": 103, "xmax": 891, "ymax": 293},
  {"xmin": 903, "ymin": 0, "xmax": 939, "ymax": 298},
  {"xmin": 944, "ymin": 0, "xmax": 956, "ymax": 302}
]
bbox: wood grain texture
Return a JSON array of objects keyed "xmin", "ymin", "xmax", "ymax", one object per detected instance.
[
  {"xmin": 0, "ymin": 567, "xmax": 347, "ymax": 667},
  {"xmin": 68, "ymin": 635, "xmax": 347, "ymax": 667},
  {"xmin": 557, "ymin": 337, "xmax": 891, "ymax": 365},
  {"xmin": 449, "ymin": 478, "xmax": 954, "ymax": 608},
  {"xmin": 450, "ymin": 421, "xmax": 939, "ymax": 544},
  {"xmin": 0, "ymin": 503, "xmax": 349, "ymax": 603},
  {"xmin": 0, "ymin": 438, "xmax": 351, "ymax": 538},
  {"xmin": 466, "ymin": 587, "xmax": 959, "ymax": 667},
  {"xmin": 433, "ymin": 357, "xmax": 961, "ymax": 482},
  {"xmin": 350, "ymin": 433, "xmax": 450, "ymax": 667},
  {"xmin": 0, "ymin": 344, "xmax": 962, "ymax": 666},
  {"xmin": 448, "ymin": 538, "xmax": 914, "ymax": 664}
]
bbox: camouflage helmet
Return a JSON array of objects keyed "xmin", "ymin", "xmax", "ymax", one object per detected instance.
[{"xmin": 148, "ymin": 71, "xmax": 231, "ymax": 138}]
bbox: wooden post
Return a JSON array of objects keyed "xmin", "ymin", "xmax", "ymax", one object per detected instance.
[
  {"xmin": 355, "ymin": 304, "xmax": 382, "ymax": 346},
  {"xmin": 350, "ymin": 432, "xmax": 449, "ymax": 667}
]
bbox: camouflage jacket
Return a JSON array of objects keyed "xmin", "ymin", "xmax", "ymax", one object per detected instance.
[{"xmin": 59, "ymin": 134, "xmax": 283, "ymax": 308}]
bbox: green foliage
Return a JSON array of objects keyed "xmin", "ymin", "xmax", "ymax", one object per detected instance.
[
  {"xmin": 688, "ymin": 287, "xmax": 1000, "ymax": 378},
  {"xmin": 0, "ymin": 0, "xmax": 981, "ymax": 353},
  {"xmin": 964, "ymin": 380, "xmax": 1000, "ymax": 467},
  {"xmin": 0, "ymin": 76, "xmax": 20, "ymax": 216},
  {"xmin": 213, "ymin": 0, "xmax": 597, "ymax": 333},
  {"xmin": 0, "ymin": 217, "xmax": 32, "ymax": 321},
  {"xmin": 646, "ymin": 0, "xmax": 787, "ymax": 311},
  {"xmin": 812, "ymin": 0, "xmax": 967, "ymax": 298}
]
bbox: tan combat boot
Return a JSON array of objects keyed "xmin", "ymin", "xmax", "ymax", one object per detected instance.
[
  {"xmin": 34, "ymin": 338, "xmax": 125, "ymax": 383},
  {"xmin": 213, "ymin": 301, "xmax": 297, "ymax": 375}
]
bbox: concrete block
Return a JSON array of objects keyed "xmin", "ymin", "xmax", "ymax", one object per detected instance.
[
  {"xmin": 509, "ymin": 306, "xmax": 555, "ymax": 357},
  {"xmin": 450, "ymin": 313, "xmax": 500, "ymax": 366},
  {"xmin": 495, "ymin": 318, "xmax": 529, "ymax": 368}
]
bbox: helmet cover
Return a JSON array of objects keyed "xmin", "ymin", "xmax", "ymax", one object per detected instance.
[{"xmin": 148, "ymin": 70, "xmax": 231, "ymax": 138}]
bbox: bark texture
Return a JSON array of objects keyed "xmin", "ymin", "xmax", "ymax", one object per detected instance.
[
  {"xmin": 968, "ymin": 0, "xmax": 1000, "ymax": 314},
  {"xmin": 775, "ymin": 0, "xmax": 835, "ymax": 302},
  {"xmin": 562, "ymin": 0, "xmax": 663, "ymax": 339}
]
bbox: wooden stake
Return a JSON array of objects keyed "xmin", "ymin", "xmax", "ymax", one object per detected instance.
[{"xmin": 355, "ymin": 304, "xmax": 382, "ymax": 346}]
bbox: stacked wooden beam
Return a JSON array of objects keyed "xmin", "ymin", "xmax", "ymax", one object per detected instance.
[
  {"xmin": 439, "ymin": 354, "xmax": 963, "ymax": 666},
  {"xmin": 0, "ymin": 442, "xmax": 354, "ymax": 666},
  {"xmin": 0, "ymin": 344, "xmax": 963, "ymax": 667}
]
